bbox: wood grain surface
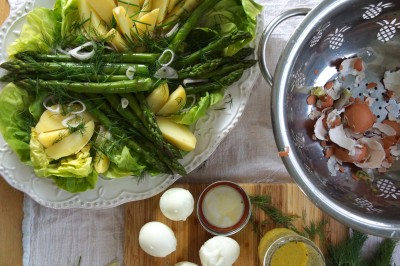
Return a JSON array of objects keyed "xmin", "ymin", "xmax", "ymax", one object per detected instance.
[
  {"xmin": 0, "ymin": 2, "xmax": 24, "ymax": 266},
  {"xmin": 124, "ymin": 183, "xmax": 348, "ymax": 266}
]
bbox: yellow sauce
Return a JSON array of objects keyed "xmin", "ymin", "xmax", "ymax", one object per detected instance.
[
  {"xmin": 271, "ymin": 241, "xmax": 309, "ymax": 266},
  {"xmin": 258, "ymin": 228, "xmax": 324, "ymax": 266},
  {"xmin": 201, "ymin": 185, "xmax": 244, "ymax": 228}
]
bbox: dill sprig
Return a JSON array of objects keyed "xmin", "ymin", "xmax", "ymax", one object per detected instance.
[
  {"xmin": 326, "ymin": 230, "xmax": 368, "ymax": 266},
  {"xmin": 365, "ymin": 238, "xmax": 398, "ymax": 266}
]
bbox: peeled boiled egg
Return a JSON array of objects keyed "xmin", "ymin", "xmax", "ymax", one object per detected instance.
[
  {"xmin": 160, "ymin": 187, "xmax": 194, "ymax": 221},
  {"xmin": 174, "ymin": 262, "xmax": 198, "ymax": 266},
  {"xmin": 199, "ymin": 236, "xmax": 240, "ymax": 266},
  {"xmin": 138, "ymin": 221, "xmax": 177, "ymax": 257}
]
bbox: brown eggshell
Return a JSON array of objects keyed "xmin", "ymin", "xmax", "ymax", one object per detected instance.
[
  {"xmin": 343, "ymin": 102, "xmax": 376, "ymax": 134},
  {"xmin": 318, "ymin": 94, "xmax": 334, "ymax": 109},
  {"xmin": 334, "ymin": 145, "xmax": 368, "ymax": 163},
  {"xmin": 382, "ymin": 120, "xmax": 400, "ymax": 139}
]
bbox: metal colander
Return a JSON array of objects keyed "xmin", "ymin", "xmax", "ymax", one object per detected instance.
[{"xmin": 259, "ymin": 0, "xmax": 400, "ymax": 238}]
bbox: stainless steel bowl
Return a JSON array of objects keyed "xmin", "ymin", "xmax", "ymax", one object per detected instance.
[{"xmin": 259, "ymin": 0, "xmax": 400, "ymax": 238}]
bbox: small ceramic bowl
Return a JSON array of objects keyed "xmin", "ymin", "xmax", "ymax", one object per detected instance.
[{"xmin": 197, "ymin": 181, "xmax": 251, "ymax": 236}]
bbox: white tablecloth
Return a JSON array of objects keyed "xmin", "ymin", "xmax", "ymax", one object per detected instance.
[{"xmin": 16, "ymin": 0, "xmax": 397, "ymax": 265}]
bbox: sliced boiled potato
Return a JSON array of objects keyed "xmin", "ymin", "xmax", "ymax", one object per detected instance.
[
  {"xmin": 156, "ymin": 116, "xmax": 196, "ymax": 151},
  {"xmin": 106, "ymin": 28, "xmax": 129, "ymax": 52},
  {"xmin": 133, "ymin": 8, "xmax": 159, "ymax": 36},
  {"xmin": 94, "ymin": 152, "xmax": 110, "ymax": 173},
  {"xmin": 78, "ymin": 0, "xmax": 109, "ymax": 37},
  {"xmin": 117, "ymin": 0, "xmax": 140, "ymax": 18},
  {"xmin": 45, "ymin": 121, "xmax": 95, "ymax": 160},
  {"xmin": 167, "ymin": 0, "xmax": 181, "ymax": 13},
  {"xmin": 164, "ymin": 0, "xmax": 200, "ymax": 24},
  {"xmin": 36, "ymin": 108, "xmax": 94, "ymax": 134},
  {"xmin": 138, "ymin": 0, "xmax": 152, "ymax": 18},
  {"xmin": 146, "ymin": 83, "xmax": 169, "ymax": 113},
  {"xmin": 113, "ymin": 6, "xmax": 134, "ymax": 39},
  {"xmin": 37, "ymin": 128, "xmax": 71, "ymax": 148},
  {"xmin": 139, "ymin": 0, "xmax": 145, "ymax": 6},
  {"xmin": 87, "ymin": 0, "xmax": 116, "ymax": 25},
  {"xmin": 151, "ymin": 0, "xmax": 169, "ymax": 24},
  {"xmin": 157, "ymin": 85, "xmax": 186, "ymax": 116},
  {"xmin": 36, "ymin": 109, "xmax": 67, "ymax": 134},
  {"xmin": 93, "ymin": 127, "xmax": 112, "ymax": 173}
]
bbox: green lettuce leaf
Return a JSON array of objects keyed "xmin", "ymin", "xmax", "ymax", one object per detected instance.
[
  {"xmin": 58, "ymin": 0, "xmax": 80, "ymax": 40},
  {"xmin": 52, "ymin": 170, "xmax": 98, "ymax": 193},
  {"xmin": 7, "ymin": 7, "xmax": 62, "ymax": 57},
  {"xmin": 103, "ymin": 146, "xmax": 146, "ymax": 178},
  {"xmin": 199, "ymin": 0, "xmax": 263, "ymax": 56},
  {"xmin": 0, "ymin": 83, "xmax": 33, "ymax": 163},
  {"xmin": 169, "ymin": 89, "xmax": 225, "ymax": 125}
]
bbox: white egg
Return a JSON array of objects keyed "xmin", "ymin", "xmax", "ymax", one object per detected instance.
[
  {"xmin": 159, "ymin": 187, "xmax": 194, "ymax": 221},
  {"xmin": 138, "ymin": 221, "xmax": 177, "ymax": 257},
  {"xmin": 199, "ymin": 236, "xmax": 240, "ymax": 266},
  {"xmin": 174, "ymin": 262, "xmax": 198, "ymax": 266}
]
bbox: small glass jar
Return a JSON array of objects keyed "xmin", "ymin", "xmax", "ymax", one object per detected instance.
[
  {"xmin": 258, "ymin": 228, "xmax": 325, "ymax": 266},
  {"xmin": 197, "ymin": 181, "xmax": 251, "ymax": 236}
]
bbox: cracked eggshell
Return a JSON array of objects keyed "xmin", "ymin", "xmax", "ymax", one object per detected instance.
[
  {"xmin": 383, "ymin": 69, "xmax": 400, "ymax": 95},
  {"xmin": 343, "ymin": 101, "xmax": 376, "ymax": 134},
  {"xmin": 329, "ymin": 124, "xmax": 357, "ymax": 149},
  {"xmin": 373, "ymin": 122, "xmax": 397, "ymax": 136},
  {"xmin": 334, "ymin": 144, "xmax": 368, "ymax": 163},
  {"xmin": 314, "ymin": 112, "xmax": 328, "ymax": 140},
  {"xmin": 199, "ymin": 236, "xmax": 240, "ymax": 266},
  {"xmin": 354, "ymin": 138, "xmax": 386, "ymax": 169},
  {"xmin": 382, "ymin": 120, "xmax": 400, "ymax": 138},
  {"xmin": 138, "ymin": 221, "xmax": 177, "ymax": 257},
  {"xmin": 159, "ymin": 187, "xmax": 194, "ymax": 221}
]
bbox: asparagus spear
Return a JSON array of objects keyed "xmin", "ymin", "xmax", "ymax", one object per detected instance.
[
  {"xmin": 15, "ymin": 51, "xmax": 160, "ymax": 64},
  {"xmin": 18, "ymin": 78, "xmax": 154, "ymax": 94},
  {"xmin": 0, "ymin": 60, "xmax": 149, "ymax": 76}
]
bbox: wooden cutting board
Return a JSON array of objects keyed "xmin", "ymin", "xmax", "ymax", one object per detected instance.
[{"xmin": 124, "ymin": 183, "xmax": 348, "ymax": 265}]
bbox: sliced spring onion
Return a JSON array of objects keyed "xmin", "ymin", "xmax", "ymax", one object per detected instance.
[
  {"xmin": 126, "ymin": 66, "xmax": 136, "ymax": 80},
  {"xmin": 121, "ymin": 98, "xmax": 129, "ymax": 109},
  {"xmin": 68, "ymin": 41, "xmax": 96, "ymax": 61},
  {"xmin": 165, "ymin": 23, "xmax": 180, "ymax": 38},
  {"xmin": 43, "ymin": 96, "xmax": 61, "ymax": 114},
  {"xmin": 183, "ymin": 78, "xmax": 209, "ymax": 86},
  {"xmin": 62, "ymin": 114, "xmax": 84, "ymax": 128},
  {"xmin": 158, "ymin": 49, "xmax": 175, "ymax": 67},
  {"xmin": 180, "ymin": 95, "xmax": 197, "ymax": 112},
  {"xmin": 68, "ymin": 100, "xmax": 86, "ymax": 114},
  {"xmin": 154, "ymin": 66, "xmax": 178, "ymax": 79}
]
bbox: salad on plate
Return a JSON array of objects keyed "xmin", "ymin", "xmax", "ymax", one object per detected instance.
[{"xmin": 0, "ymin": 0, "xmax": 262, "ymax": 193}]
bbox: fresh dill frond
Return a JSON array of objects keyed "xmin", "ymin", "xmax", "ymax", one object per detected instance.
[
  {"xmin": 300, "ymin": 219, "xmax": 328, "ymax": 242},
  {"xmin": 250, "ymin": 195, "xmax": 299, "ymax": 234},
  {"xmin": 326, "ymin": 230, "xmax": 368, "ymax": 266},
  {"xmin": 365, "ymin": 238, "xmax": 398, "ymax": 266}
]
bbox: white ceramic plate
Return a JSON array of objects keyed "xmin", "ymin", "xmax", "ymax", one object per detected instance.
[{"xmin": 0, "ymin": 0, "xmax": 263, "ymax": 209}]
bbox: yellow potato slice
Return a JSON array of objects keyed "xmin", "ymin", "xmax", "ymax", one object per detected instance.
[
  {"xmin": 133, "ymin": 8, "xmax": 159, "ymax": 36},
  {"xmin": 117, "ymin": 0, "xmax": 140, "ymax": 18},
  {"xmin": 164, "ymin": 0, "xmax": 200, "ymax": 24},
  {"xmin": 45, "ymin": 121, "xmax": 95, "ymax": 160},
  {"xmin": 167, "ymin": 0, "xmax": 181, "ymax": 14},
  {"xmin": 157, "ymin": 85, "xmax": 186, "ymax": 116},
  {"xmin": 138, "ymin": 0, "xmax": 151, "ymax": 18},
  {"xmin": 156, "ymin": 116, "xmax": 196, "ymax": 151},
  {"xmin": 113, "ymin": 6, "xmax": 134, "ymax": 40},
  {"xmin": 106, "ymin": 28, "xmax": 129, "ymax": 52},
  {"xmin": 87, "ymin": 0, "xmax": 116, "ymax": 25},
  {"xmin": 146, "ymin": 83, "xmax": 169, "ymax": 113},
  {"xmin": 37, "ymin": 128, "xmax": 71, "ymax": 148},
  {"xmin": 151, "ymin": 0, "xmax": 169, "ymax": 24},
  {"xmin": 78, "ymin": 0, "xmax": 109, "ymax": 37}
]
